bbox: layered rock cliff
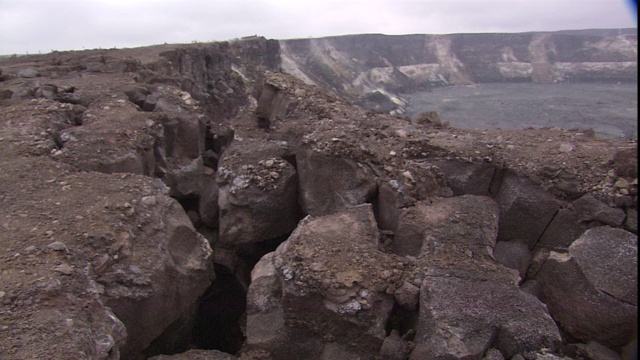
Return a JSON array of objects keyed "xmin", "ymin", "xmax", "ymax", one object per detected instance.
[{"xmin": 280, "ymin": 29, "xmax": 637, "ymax": 113}]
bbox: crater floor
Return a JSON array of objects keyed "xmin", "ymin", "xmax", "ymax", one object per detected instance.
[{"xmin": 402, "ymin": 82, "xmax": 638, "ymax": 139}]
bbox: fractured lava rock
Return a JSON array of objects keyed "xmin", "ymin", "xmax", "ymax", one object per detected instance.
[
  {"xmin": 535, "ymin": 226, "xmax": 637, "ymax": 349},
  {"xmin": 247, "ymin": 205, "xmax": 398, "ymax": 359},
  {"xmin": 247, "ymin": 198, "xmax": 562, "ymax": 359},
  {"xmin": 0, "ymin": 36, "xmax": 637, "ymax": 360},
  {"xmin": 216, "ymin": 138, "xmax": 300, "ymax": 245}
]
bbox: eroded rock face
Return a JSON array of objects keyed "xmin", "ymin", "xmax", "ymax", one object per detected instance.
[
  {"xmin": 535, "ymin": 226, "xmax": 638, "ymax": 348},
  {"xmin": 280, "ymin": 31, "xmax": 637, "ymax": 114},
  {"xmin": 0, "ymin": 156, "xmax": 213, "ymax": 359}
]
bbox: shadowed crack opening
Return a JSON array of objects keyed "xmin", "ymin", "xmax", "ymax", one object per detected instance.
[
  {"xmin": 235, "ymin": 232, "xmax": 293, "ymax": 284},
  {"xmin": 177, "ymin": 196, "xmax": 202, "ymax": 228},
  {"xmin": 193, "ymin": 264, "xmax": 247, "ymax": 354},
  {"xmin": 385, "ymin": 303, "xmax": 418, "ymax": 340}
]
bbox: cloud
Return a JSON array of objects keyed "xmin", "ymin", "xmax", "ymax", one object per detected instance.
[{"xmin": 0, "ymin": 0, "xmax": 636, "ymax": 54}]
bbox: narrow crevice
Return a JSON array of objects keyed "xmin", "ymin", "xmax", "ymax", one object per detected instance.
[
  {"xmin": 489, "ymin": 167, "xmax": 505, "ymax": 198},
  {"xmin": 531, "ymin": 208, "xmax": 560, "ymax": 251},
  {"xmin": 281, "ymin": 153, "xmax": 297, "ymax": 170},
  {"xmin": 193, "ymin": 264, "xmax": 247, "ymax": 354},
  {"xmin": 204, "ymin": 123, "xmax": 216, "ymax": 151},
  {"xmin": 203, "ymin": 124, "xmax": 220, "ymax": 169},
  {"xmin": 600, "ymin": 288, "xmax": 637, "ymax": 306},
  {"xmin": 208, "ymin": 123, "xmax": 235, "ymax": 155},
  {"xmin": 486, "ymin": 167, "xmax": 498, "ymax": 196},
  {"xmin": 385, "ymin": 303, "xmax": 418, "ymax": 340},
  {"xmin": 236, "ymin": 233, "xmax": 292, "ymax": 271},
  {"xmin": 176, "ymin": 196, "xmax": 202, "ymax": 228}
]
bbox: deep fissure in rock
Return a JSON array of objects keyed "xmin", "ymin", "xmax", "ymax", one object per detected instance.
[
  {"xmin": 385, "ymin": 303, "xmax": 419, "ymax": 340},
  {"xmin": 148, "ymin": 56, "xmax": 634, "ymax": 358},
  {"xmin": 236, "ymin": 233, "xmax": 291, "ymax": 271},
  {"xmin": 193, "ymin": 264, "xmax": 247, "ymax": 354},
  {"xmin": 177, "ymin": 196, "xmax": 202, "ymax": 227}
]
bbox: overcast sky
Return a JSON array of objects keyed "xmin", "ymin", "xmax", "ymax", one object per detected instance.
[{"xmin": 0, "ymin": 0, "xmax": 636, "ymax": 55}]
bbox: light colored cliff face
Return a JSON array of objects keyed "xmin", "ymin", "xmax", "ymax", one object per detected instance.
[{"xmin": 279, "ymin": 30, "xmax": 638, "ymax": 113}]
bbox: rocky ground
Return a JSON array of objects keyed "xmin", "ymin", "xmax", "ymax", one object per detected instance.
[{"xmin": 0, "ymin": 38, "xmax": 637, "ymax": 360}]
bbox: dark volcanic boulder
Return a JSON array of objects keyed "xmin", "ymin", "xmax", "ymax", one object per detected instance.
[
  {"xmin": 410, "ymin": 269, "xmax": 561, "ymax": 360},
  {"xmin": 538, "ymin": 194, "xmax": 626, "ymax": 249},
  {"xmin": 99, "ymin": 194, "xmax": 214, "ymax": 357},
  {"xmin": 392, "ymin": 195, "xmax": 500, "ymax": 258},
  {"xmin": 245, "ymin": 205, "xmax": 400, "ymax": 359},
  {"xmin": 435, "ymin": 160, "xmax": 496, "ymax": 196},
  {"xmin": 535, "ymin": 226, "xmax": 637, "ymax": 348},
  {"xmin": 495, "ymin": 171, "xmax": 563, "ymax": 248},
  {"xmin": 216, "ymin": 139, "xmax": 299, "ymax": 244},
  {"xmin": 399, "ymin": 195, "xmax": 561, "ymax": 359},
  {"xmin": 296, "ymin": 147, "xmax": 377, "ymax": 216},
  {"xmin": 493, "ymin": 239, "xmax": 532, "ymax": 280}
]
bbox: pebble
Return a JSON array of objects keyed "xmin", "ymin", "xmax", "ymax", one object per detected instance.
[
  {"xmin": 614, "ymin": 178, "xmax": 629, "ymax": 189},
  {"xmin": 54, "ymin": 264, "xmax": 74, "ymax": 275},
  {"xmin": 141, "ymin": 196, "xmax": 157, "ymax": 206},
  {"xmin": 47, "ymin": 241, "xmax": 67, "ymax": 252},
  {"xmin": 559, "ymin": 143, "xmax": 574, "ymax": 152},
  {"xmin": 401, "ymin": 171, "xmax": 414, "ymax": 181},
  {"xmin": 282, "ymin": 268, "xmax": 294, "ymax": 281}
]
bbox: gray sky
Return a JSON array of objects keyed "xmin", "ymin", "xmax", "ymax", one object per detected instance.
[{"xmin": 0, "ymin": 0, "xmax": 637, "ymax": 55}]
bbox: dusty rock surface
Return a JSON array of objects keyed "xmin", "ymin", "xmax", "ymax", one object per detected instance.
[{"xmin": 0, "ymin": 35, "xmax": 637, "ymax": 360}]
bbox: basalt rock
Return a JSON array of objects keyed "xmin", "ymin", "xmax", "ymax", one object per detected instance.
[
  {"xmin": 216, "ymin": 139, "xmax": 299, "ymax": 245},
  {"xmin": 296, "ymin": 146, "xmax": 378, "ymax": 216},
  {"xmin": 55, "ymin": 100, "xmax": 162, "ymax": 176},
  {"xmin": 535, "ymin": 226, "xmax": 637, "ymax": 348},
  {"xmin": 392, "ymin": 195, "xmax": 500, "ymax": 259},
  {"xmin": 493, "ymin": 239, "xmax": 532, "ymax": 280},
  {"xmin": 435, "ymin": 159, "xmax": 496, "ymax": 196},
  {"xmin": 411, "ymin": 269, "xmax": 561, "ymax": 360},
  {"xmin": 395, "ymin": 195, "xmax": 561, "ymax": 359},
  {"xmin": 98, "ymin": 194, "xmax": 214, "ymax": 357},
  {"xmin": 246, "ymin": 205, "xmax": 399, "ymax": 359},
  {"xmin": 495, "ymin": 170, "xmax": 564, "ymax": 248},
  {"xmin": 0, "ymin": 34, "xmax": 637, "ymax": 360}
]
